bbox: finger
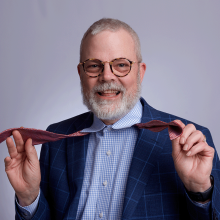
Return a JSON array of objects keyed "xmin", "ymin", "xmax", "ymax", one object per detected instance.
[
  {"xmin": 6, "ymin": 137, "xmax": 18, "ymax": 159},
  {"xmin": 12, "ymin": 130, "xmax": 25, "ymax": 153},
  {"xmin": 173, "ymin": 120, "xmax": 185, "ymax": 144},
  {"xmin": 182, "ymin": 130, "xmax": 204, "ymax": 151},
  {"xmin": 4, "ymin": 156, "xmax": 12, "ymax": 169},
  {"xmin": 186, "ymin": 142, "xmax": 215, "ymax": 158},
  {"xmin": 24, "ymin": 138, "xmax": 38, "ymax": 162},
  {"xmin": 174, "ymin": 120, "xmax": 186, "ymax": 129},
  {"xmin": 179, "ymin": 124, "xmax": 196, "ymax": 145}
]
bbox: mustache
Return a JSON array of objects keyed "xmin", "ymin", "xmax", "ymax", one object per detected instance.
[{"xmin": 93, "ymin": 82, "xmax": 126, "ymax": 93}]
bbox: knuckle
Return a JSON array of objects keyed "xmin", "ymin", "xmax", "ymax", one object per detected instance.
[
  {"xmin": 174, "ymin": 119, "xmax": 181, "ymax": 123},
  {"xmin": 211, "ymin": 146, "xmax": 215, "ymax": 154},
  {"xmin": 195, "ymin": 130, "xmax": 202, "ymax": 136},
  {"xmin": 188, "ymin": 123, "xmax": 196, "ymax": 130},
  {"xmin": 208, "ymin": 146, "xmax": 215, "ymax": 158}
]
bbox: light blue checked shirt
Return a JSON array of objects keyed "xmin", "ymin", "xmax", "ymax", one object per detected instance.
[
  {"xmin": 17, "ymin": 100, "xmax": 142, "ymax": 219},
  {"xmin": 76, "ymin": 101, "xmax": 142, "ymax": 220}
]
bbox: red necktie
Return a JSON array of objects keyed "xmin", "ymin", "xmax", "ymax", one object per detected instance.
[{"xmin": 0, "ymin": 120, "xmax": 182, "ymax": 146}]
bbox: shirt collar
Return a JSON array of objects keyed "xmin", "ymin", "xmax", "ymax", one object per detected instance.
[{"xmin": 81, "ymin": 100, "xmax": 143, "ymax": 133}]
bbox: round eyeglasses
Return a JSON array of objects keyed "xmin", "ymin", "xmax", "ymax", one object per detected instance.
[{"xmin": 78, "ymin": 58, "xmax": 138, "ymax": 78}]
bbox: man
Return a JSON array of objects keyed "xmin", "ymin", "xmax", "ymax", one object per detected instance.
[{"xmin": 5, "ymin": 18, "xmax": 220, "ymax": 220}]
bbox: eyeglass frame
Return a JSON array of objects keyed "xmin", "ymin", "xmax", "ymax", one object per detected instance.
[{"xmin": 78, "ymin": 57, "xmax": 138, "ymax": 78}]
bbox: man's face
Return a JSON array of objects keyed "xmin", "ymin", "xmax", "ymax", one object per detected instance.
[{"xmin": 78, "ymin": 29, "xmax": 146, "ymax": 124}]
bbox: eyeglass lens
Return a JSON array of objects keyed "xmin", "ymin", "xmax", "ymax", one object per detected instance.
[{"xmin": 84, "ymin": 59, "xmax": 131, "ymax": 77}]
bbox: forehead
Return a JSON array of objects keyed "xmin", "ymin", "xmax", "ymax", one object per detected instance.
[{"xmin": 81, "ymin": 29, "xmax": 136, "ymax": 61}]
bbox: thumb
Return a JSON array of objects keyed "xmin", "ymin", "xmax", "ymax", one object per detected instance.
[
  {"xmin": 24, "ymin": 138, "xmax": 38, "ymax": 162},
  {"xmin": 4, "ymin": 157, "xmax": 12, "ymax": 170},
  {"xmin": 171, "ymin": 120, "xmax": 185, "ymax": 156}
]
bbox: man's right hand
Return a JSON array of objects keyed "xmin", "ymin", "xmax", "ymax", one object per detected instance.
[{"xmin": 4, "ymin": 130, "xmax": 41, "ymax": 207}]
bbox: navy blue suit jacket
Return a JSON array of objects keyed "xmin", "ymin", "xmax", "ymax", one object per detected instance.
[{"xmin": 16, "ymin": 98, "xmax": 220, "ymax": 219}]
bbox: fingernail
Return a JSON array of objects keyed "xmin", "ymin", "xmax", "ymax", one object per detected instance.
[
  {"xmin": 180, "ymin": 137, "xmax": 185, "ymax": 144},
  {"xmin": 186, "ymin": 151, "xmax": 191, "ymax": 156},
  {"xmin": 183, "ymin": 144, "xmax": 188, "ymax": 151}
]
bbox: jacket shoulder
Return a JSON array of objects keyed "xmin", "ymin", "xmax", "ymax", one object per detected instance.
[
  {"xmin": 141, "ymin": 97, "xmax": 208, "ymax": 132},
  {"xmin": 46, "ymin": 111, "xmax": 93, "ymax": 134},
  {"xmin": 156, "ymin": 108, "xmax": 208, "ymax": 132}
]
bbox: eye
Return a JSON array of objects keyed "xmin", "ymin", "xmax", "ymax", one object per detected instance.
[
  {"xmin": 113, "ymin": 59, "xmax": 131, "ymax": 74},
  {"xmin": 85, "ymin": 60, "xmax": 103, "ymax": 73},
  {"xmin": 116, "ymin": 62, "xmax": 129, "ymax": 68},
  {"xmin": 88, "ymin": 64, "xmax": 98, "ymax": 68},
  {"xmin": 118, "ymin": 63, "xmax": 125, "ymax": 67}
]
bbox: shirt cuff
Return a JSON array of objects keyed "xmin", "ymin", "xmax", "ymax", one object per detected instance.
[
  {"xmin": 185, "ymin": 189, "xmax": 211, "ymax": 207},
  {"xmin": 15, "ymin": 190, "xmax": 40, "ymax": 220}
]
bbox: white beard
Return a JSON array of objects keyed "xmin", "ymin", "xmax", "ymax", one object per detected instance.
[{"xmin": 81, "ymin": 74, "xmax": 141, "ymax": 121}]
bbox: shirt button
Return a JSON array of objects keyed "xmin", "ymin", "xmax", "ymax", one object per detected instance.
[
  {"xmin": 106, "ymin": 150, "xmax": 111, "ymax": 156},
  {"xmin": 103, "ymin": 180, "xmax": 107, "ymax": 186},
  {"xmin": 23, "ymin": 212, "xmax": 28, "ymax": 216},
  {"xmin": 99, "ymin": 212, "xmax": 103, "ymax": 218}
]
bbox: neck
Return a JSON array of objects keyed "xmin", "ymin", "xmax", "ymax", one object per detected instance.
[
  {"xmin": 100, "ymin": 111, "xmax": 129, "ymax": 125},
  {"xmin": 101, "ymin": 118, "xmax": 120, "ymax": 125}
]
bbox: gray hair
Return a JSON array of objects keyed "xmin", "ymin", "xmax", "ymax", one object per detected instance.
[{"xmin": 80, "ymin": 18, "xmax": 142, "ymax": 62}]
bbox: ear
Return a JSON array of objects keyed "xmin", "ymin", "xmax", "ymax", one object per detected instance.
[
  {"xmin": 77, "ymin": 64, "xmax": 81, "ymax": 77},
  {"xmin": 139, "ymin": 62, "xmax": 147, "ymax": 83}
]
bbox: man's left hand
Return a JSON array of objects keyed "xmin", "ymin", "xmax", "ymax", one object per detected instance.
[{"xmin": 172, "ymin": 120, "xmax": 215, "ymax": 193}]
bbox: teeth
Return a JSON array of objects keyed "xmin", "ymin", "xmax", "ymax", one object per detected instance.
[
  {"xmin": 101, "ymin": 90, "xmax": 118, "ymax": 94},
  {"xmin": 97, "ymin": 90, "xmax": 120, "ymax": 96}
]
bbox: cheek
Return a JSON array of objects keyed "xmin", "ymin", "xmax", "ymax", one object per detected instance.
[
  {"xmin": 81, "ymin": 77, "xmax": 97, "ymax": 92},
  {"xmin": 120, "ymin": 77, "xmax": 138, "ymax": 91}
]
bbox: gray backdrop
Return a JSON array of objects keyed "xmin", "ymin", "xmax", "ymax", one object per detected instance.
[{"xmin": 0, "ymin": 1, "xmax": 219, "ymax": 219}]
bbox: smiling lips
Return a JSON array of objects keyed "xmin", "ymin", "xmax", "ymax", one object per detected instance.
[{"xmin": 97, "ymin": 90, "xmax": 121, "ymax": 97}]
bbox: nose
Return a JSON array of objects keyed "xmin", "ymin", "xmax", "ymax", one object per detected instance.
[{"xmin": 98, "ymin": 62, "xmax": 117, "ymax": 82}]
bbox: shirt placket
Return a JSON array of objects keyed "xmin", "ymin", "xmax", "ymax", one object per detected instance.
[{"xmin": 95, "ymin": 126, "xmax": 114, "ymax": 220}]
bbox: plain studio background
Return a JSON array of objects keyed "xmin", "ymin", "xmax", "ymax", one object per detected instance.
[{"xmin": 0, "ymin": 1, "xmax": 219, "ymax": 218}]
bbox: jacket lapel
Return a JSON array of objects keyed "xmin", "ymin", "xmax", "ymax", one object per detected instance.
[
  {"xmin": 122, "ymin": 98, "xmax": 168, "ymax": 219},
  {"xmin": 66, "ymin": 112, "xmax": 93, "ymax": 218}
]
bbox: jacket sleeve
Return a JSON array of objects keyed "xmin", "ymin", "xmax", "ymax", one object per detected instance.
[
  {"xmin": 186, "ymin": 127, "xmax": 220, "ymax": 220},
  {"xmin": 15, "ymin": 191, "xmax": 40, "ymax": 219}
]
